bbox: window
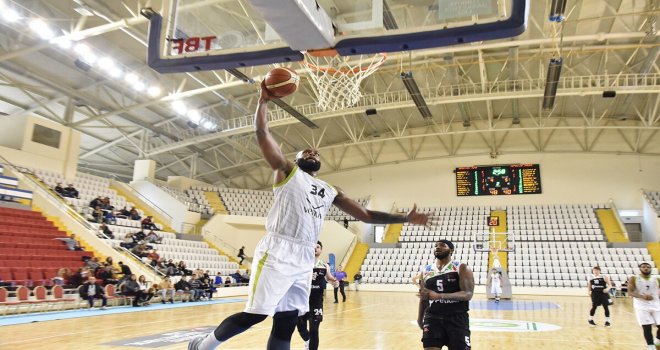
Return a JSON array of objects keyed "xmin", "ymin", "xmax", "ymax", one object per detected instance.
[{"xmin": 31, "ymin": 124, "xmax": 61, "ymax": 148}]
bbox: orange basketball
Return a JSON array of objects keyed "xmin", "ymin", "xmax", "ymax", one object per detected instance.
[{"xmin": 264, "ymin": 67, "xmax": 299, "ymax": 98}]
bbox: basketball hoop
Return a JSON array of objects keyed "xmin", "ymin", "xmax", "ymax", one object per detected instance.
[{"xmin": 301, "ymin": 49, "xmax": 387, "ymax": 111}]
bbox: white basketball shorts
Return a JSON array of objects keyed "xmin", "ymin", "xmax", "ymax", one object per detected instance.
[
  {"xmin": 244, "ymin": 233, "xmax": 316, "ymax": 316},
  {"xmin": 635, "ymin": 308, "xmax": 660, "ymax": 326},
  {"xmin": 491, "ymin": 284, "xmax": 502, "ymax": 295}
]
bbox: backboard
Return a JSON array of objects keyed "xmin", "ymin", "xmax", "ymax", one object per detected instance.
[{"xmin": 144, "ymin": 0, "xmax": 529, "ymax": 73}]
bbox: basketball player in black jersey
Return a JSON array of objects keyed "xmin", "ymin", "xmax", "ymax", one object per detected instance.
[
  {"xmin": 296, "ymin": 241, "xmax": 338, "ymax": 350},
  {"xmin": 418, "ymin": 239, "xmax": 474, "ymax": 350},
  {"xmin": 587, "ymin": 266, "xmax": 612, "ymax": 327}
]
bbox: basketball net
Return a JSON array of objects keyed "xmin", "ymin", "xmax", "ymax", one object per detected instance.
[{"xmin": 301, "ymin": 50, "xmax": 387, "ymax": 111}]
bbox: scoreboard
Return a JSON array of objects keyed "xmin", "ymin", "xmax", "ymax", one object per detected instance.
[{"xmin": 455, "ymin": 164, "xmax": 541, "ymax": 196}]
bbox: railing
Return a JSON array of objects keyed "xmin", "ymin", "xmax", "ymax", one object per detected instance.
[
  {"xmin": 0, "ymin": 157, "xmax": 165, "ymax": 278},
  {"xmin": 114, "ymin": 180, "xmax": 175, "ymax": 227},
  {"xmin": 202, "ymin": 228, "xmax": 250, "ymax": 265},
  {"xmin": 608, "ymin": 198, "xmax": 629, "ymax": 240}
]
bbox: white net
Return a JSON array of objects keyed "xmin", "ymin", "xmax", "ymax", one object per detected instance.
[{"xmin": 302, "ymin": 52, "xmax": 387, "ymax": 111}]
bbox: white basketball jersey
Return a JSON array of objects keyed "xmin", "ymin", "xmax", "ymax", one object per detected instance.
[
  {"xmin": 491, "ymin": 273, "xmax": 501, "ymax": 285},
  {"xmin": 633, "ymin": 274, "xmax": 660, "ymax": 311},
  {"xmin": 266, "ymin": 165, "xmax": 337, "ymax": 244}
]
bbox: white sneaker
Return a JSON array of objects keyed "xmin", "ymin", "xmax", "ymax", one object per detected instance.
[
  {"xmin": 188, "ymin": 335, "xmax": 205, "ymax": 350},
  {"xmin": 304, "ymin": 340, "xmax": 310, "ymax": 350},
  {"xmin": 100, "ymin": 306, "xmax": 107, "ymax": 310}
]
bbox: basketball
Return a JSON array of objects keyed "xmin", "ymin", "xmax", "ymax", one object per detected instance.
[{"xmin": 264, "ymin": 67, "xmax": 299, "ymax": 98}]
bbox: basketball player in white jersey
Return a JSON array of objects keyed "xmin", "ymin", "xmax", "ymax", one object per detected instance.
[
  {"xmin": 489, "ymin": 268, "xmax": 503, "ymax": 302},
  {"xmin": 189, "ymin": 82, "xmax": 429, "ymax": 350},
  {"xmin": 629, "ymin": 262, "xmax": 660, "ymax": 350}
]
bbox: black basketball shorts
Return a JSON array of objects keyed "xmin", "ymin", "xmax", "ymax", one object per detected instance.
[{"xmin": 422, "ymin": 313, "xmax": 471, "ymax": 350}]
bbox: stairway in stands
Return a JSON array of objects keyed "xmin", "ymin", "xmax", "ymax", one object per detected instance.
[{"xmin": 0, "ymin": 206, "xmax": 93, "ymax": 286}]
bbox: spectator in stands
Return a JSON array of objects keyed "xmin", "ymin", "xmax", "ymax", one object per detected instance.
[
  {"xmin": 79, "ymin": 276, "xmax": 108, "ymax": 310},
  {"xmin": 122, "ymin": 274, "xmax": 146, "ymax": 307},
  {"xmin": 118, "ymin": 261, "xmax": 132, "ymax": 283},
  {"xmin": 85, "ymin": 257, "xmax": 101, "ymax": 271},
  {"xmin": 178, "ymin": 261, "xmax": 192, "ymax": 276},
  {"xmin": 98, "ymin": 224, "xmax": 114, "ymax": 239},
  {"xmin": 620, "ymin": 281, "xmax": 628, "ymax": 297},
  {"xmin": 134, "ymin": 230, "xmax": 147, "ymax": 242},
  {"xmin": 224, "ymin": 277, "xmax": 232, "ymax": 287},
  {"xmin": 138, "ymin": 275, "xmax": 154, "ymax": 306},
  {"xmin": 63, "ymin": 183, "xmax": 79, "ymax": 198},
  {"xmin": 353, "ymin": 271, "xmax": 363, "ymax": 291},
  {"xmin": 131, "ymin": 242, "xmax": 149, "ymax": 258},
  {"xmin": 145, "ymin": 230, "xmax": 162, "ymax": 244},
  {"xmin": 190, "ymin": 274, "xmax": 205, "ymax": 301},
  {"xmin": 54, "ymin": 234, "xmax": 83, "ymax": 251},
  {"xmin": 230, "ymin": 270, "xmax": 243, "ymax": 285},
  {"xmin": 103, "ymin": 210, "xmax": 117, "ymax": 225},
  {"xmin": 101, "ymin": 197, "xmax": 114, "ymax": 211},
  {"xmin": 202, "ymin": 277, "xmax": 216, "ymax": 300},
  {"xmin": 343, "ymin": 218, "xmax": 349, "ymax": 229},
  {"xmin": 54, "ymin": 183, "xmax": 64, "ymax": 196},
  {"xmin": 129, "ymin": 207, "xmax": 141, "ymax": 220},
  {"xmin": 237, "ymin": 246, "xmax": 246, "ymax": 265},
  {"xmin": 120, "ymin": 232, "xmax": 137, "ymax": 250},
  {"xmin": 165, "ymin": 259, "xmax": 179, "ymax": 276},
  {"xmin": 52, "ymin": 267, "xmax": 70, "ymax": 286},
  {"xmin": 141, "ymin": 216, "xmax": 158, "ymax": 230},
  {"xmin": 90, "ymin": 196, "xmax": 103, "ymax": 209},
  {"xmin": 333, "ymin": 265, "xmax": 348, "ymax": 303},
  {"xmin": 97, "ymin": 265, "xmax": 117, "ymax": 285},
  {"xmin": 147, "ymin": 249, "xmax": 160, "ymax": 266},
  {"xmin": 117, "ymin": 206, "xmax": 131, "ymax": 219},
  {"xmin": 241, "ymin": 270, "xmax": 250, "ymax": 284},
  {"xmin": 158, "ymin": 276, "xmax": 176, "ymax": 304},
  {"xmin": 92, "ymin": 205, "xmax": 104, "ymax": 223},
  {"xmin": 68, "ymin": 268, "xmax": 89, "ymax": 287},
  {"xmin": 214, "ymin": 272, "xmax": 223, "ymax": 287},
  {"xmin": 175, "ymin": 276, "xmax": 193, "ymax": 302}
]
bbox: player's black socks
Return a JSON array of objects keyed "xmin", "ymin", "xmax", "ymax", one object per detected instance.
[
  {"xmin": 643, "ymin": 324, "xmax": 654, "ymax": 345},
  {"xmin": 213, "ymin": 312, "xmax": 267, "ymax": 341},
  {"xmin": 602, "ymin": 304, "xmax": 610, "ymax": 317},
  {"xmin": 309, "ymin": 319, "xmax": 321, "ymax": 350},
  {"xmin": 267, "ymin": 310, "xmax": 299, "ymax": 350}
]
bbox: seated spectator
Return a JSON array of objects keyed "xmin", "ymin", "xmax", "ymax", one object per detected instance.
[
  {"xmin": 129, "ymin": 207, "xmax": 141, "ymax": 220},
  {"xmin": 63, "ymin": 184, "xmax": 79, "ymax": 198},
  {"xmin": 134, "ymin": 230, "xmax": 147, "ymax": 242},
  {"xmin": 230, "ymin": 270, "xmax": 243, "ymax": 285},
  {"xmin": 174, "ymin": 276, "xmax": 193, "ymax": 302},
  {"xmin": 155, "ymin": 259, "xmax": 168, "ymax": 275},
  {"xmin": 141, "ymin": 216, "xmax": 158, "ymax": 230},
  {"xmin": 68, "ymin": 268, "xmax": 90, "ymax": 287},
  {"xmin": 165, "ymin": 259, "xmax": 179, "ymax": 276},
  {"xmin": 131, "ymin": 242, "xmax": 148, "ymax": 258},
  {"xmin": 98, "ymin": 224, "xmax": 114, "ymax": 239},
  {"xmin": 90, "ymin": 196, "xmax": 103, "ymax": 209},
  {"xmin": 52, "ymin": 267, "xmax": 70, "ymax": 286},
  {"xmin": 158, "ymin": 276, "xmax": 176, "ymax": 304},
  {"xmin": 189, "ymin": 274, "xmax": 204, "ymax": 301},
  {"xmin": 54, "ymin": 234, "xmax": 83, "ymax": 251},
  {"xmin": 146, "ymin": 249, "xmax": 160, "ymax": 266},
  {"xmin": 79, "ymin": 276, "xmax": 108, "ymax": 310},
  {"xmin": 241, "ymin": 269, "xmax": 251, "ymax": 284},
  {"xmin": 138, "ymin": 275, "xmax": 154, "ymax": 305},
  {"xmin": 202, "ymin": 277, "xmax": 216, "ymax": 299},
  {"xmin": 103, "ymin": 210, "xmax": 117, "ymax": 225},
  {"xmin": 145, "ymin": 230, "xmax": 162, "ymax": 244},
  {"xmin": 91, "ymin": 206, "xmax": 104, "ymax": 223},
  {"xmin": 101, "ymin": 197, "xmax": 114, "ymax": 211},
  {"xmin": 118, "ymin": 261, "xmax": 132, "ymax": 283},
  {"xmin": 224, "ymin": 276, "xmax": 232, "ymax": 287},
  {"xmin": 96, "ymin": 265, "xmax": 118, "ymax": 285},
  {"xmin": 214, "ymin": 272, "xmax": 223, "ymax": 287},
  {"xmin": 120, "ymin": 274, "xmax": 146, "ymax": 307},
  {"xmin": 120, "ymin": 232, "xmax": 137, "ymax": 250},
  {"xmin": 178, "ymin": 261, "xmax": 192, "ymax": 276},
  {"xmin": 54, "ymin": 183, "xmax": 64, "ymax": 196},
  {"xmin": 117, "ymin": 206, "xmax": 131, "ymax": 218},
  {"xmin": 85, "ymin": 257, "xmax": 101, "ymax": 270}
]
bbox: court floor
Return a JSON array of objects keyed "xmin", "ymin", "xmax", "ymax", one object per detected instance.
[{"xmin": 0, "ymin": 292, "xmax": 646, "ymax": 349}]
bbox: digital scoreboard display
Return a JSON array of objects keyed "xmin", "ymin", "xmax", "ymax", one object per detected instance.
[{"xmin": 455, "ymin": 164, "xmax": 541, "ymax": 196}]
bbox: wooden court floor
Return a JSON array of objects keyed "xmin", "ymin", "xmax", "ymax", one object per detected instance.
[{"xmin": 0, "ymin": 292, "xmax": 646, "ymax": 349}]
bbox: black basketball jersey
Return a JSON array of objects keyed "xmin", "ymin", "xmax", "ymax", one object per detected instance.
[
  {"xmin": 589, "ymin": 275, "xmax": 606, "ymax": 292},
  {"xmin": 311, "ymin": 259, "xmax": 328, "ymax": 297},
  {"xmin": 422, "ymin": 260, "xmax": 469, "ymax": 319}
]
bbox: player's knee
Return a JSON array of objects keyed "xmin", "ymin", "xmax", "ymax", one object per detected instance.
[
  {"xmin": 236, "ymin": 312, "xmax": 267, "ymax": 327},
  {"xmin": 271, "ymin": 310, "xmax": 298, "ymax": 340}
]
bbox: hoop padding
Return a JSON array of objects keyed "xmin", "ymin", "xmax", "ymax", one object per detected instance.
[{"xmin": 302, "ymin": 52, "xmax": 387, "ymax": 111}]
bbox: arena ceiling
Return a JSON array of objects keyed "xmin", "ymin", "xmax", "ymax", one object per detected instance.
[{"xmin": 0, "ymin": 0, "xmax": 658, "ymax": 189}]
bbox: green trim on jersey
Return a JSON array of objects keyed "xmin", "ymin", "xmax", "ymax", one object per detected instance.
[
  {"xmin": 273, "ymin": 165, "xmax": 298, "ymax": 188},
  {"xmin": 249, "ymin": 251, "xmax": 269, "ymax": 307}
]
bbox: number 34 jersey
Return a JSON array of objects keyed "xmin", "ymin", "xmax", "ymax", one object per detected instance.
[
  {"xmin": 422, "ymin": 260, "xmax": 469, "ymax": 319},
  {"xmin": 266, "ymin": 165, "xmax": 337, "ymax": 245}
]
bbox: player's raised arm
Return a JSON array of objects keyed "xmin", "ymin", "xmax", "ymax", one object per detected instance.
[
  {"xmin": 333, "ymin": 189, "xmax": 429, "ymax": 225},
  {"xmin": 254, "ymin": 81, "xmax": 294, "ymax": 178}
]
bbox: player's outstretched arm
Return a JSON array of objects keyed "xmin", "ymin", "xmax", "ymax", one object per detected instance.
[
  {"xmin": 333, "ymin": 190, "xmax": 429, "ymax": 225},
  {"xmin": 255, "ymin": 81, "xmax": 294, "ymax": 178},
  {"xmin": 417, "ymin": 278, "xmax": 429, "ymax": 330}
]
